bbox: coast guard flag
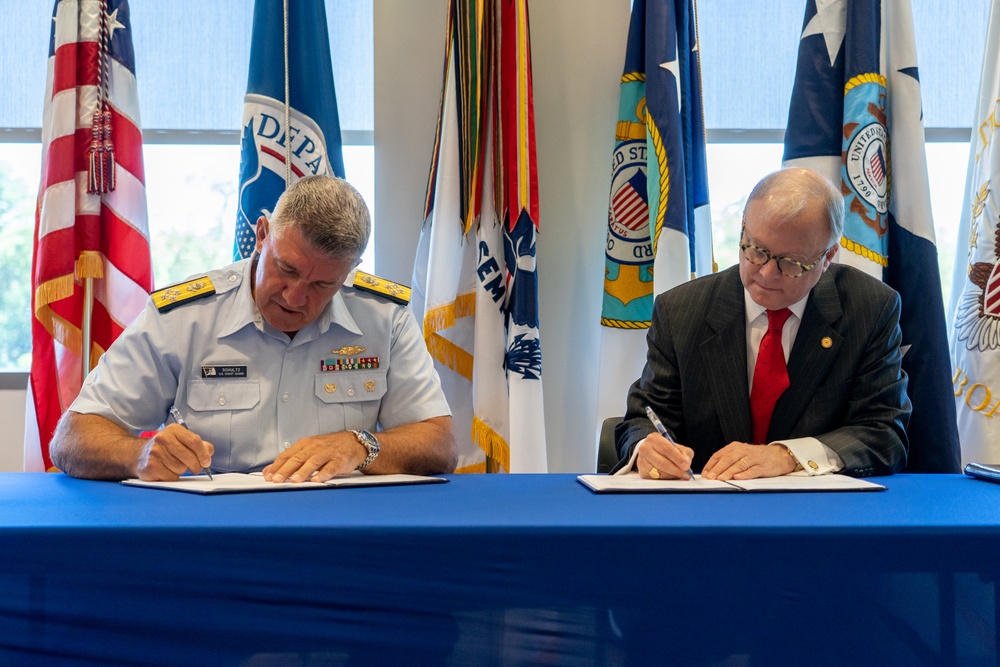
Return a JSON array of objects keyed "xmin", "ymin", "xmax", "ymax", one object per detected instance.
[
  {"xmin": 26, "ymin": 0, "xmax": 152, "ymax": 471},
  {"xmin": 412, "ymin": 0, "xmax": 547, "ymax": 473},
  {"xmin": 950, "ymin": 0, "xmax": 1000, "ymax": 466},
  {"xmin": 234, "ymin": 0, "xmax": 345, "ymax": 260},
  {"xmin": 594, "ymin": 0, "xmax": 712, "ymax": 449},
  {"xmin": 783, "ymin": 0, "xmax": 960, "ymax": 472}
]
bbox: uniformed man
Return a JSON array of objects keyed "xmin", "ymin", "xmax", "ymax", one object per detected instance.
[{"xmin": 51, "ymin": 175, "xmax": 458, "ymax": 482}]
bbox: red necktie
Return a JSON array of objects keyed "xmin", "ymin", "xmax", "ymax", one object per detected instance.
[{"xmin": 750, "ymin": 308, "xmax": 792, "ymax": 444}]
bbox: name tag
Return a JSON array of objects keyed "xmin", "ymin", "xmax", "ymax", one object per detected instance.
[{"xmin": 201, "ymin": 365, "xmax": 248, "ymax": 378}]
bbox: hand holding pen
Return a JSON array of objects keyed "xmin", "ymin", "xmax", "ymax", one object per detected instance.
[
  {"xmin": 169, "ymin": 406, "xmax": 214, "ymax": 480},
  {"xmin": 643, "ymin": 405, "xmax": 695, "ymax": 480}
]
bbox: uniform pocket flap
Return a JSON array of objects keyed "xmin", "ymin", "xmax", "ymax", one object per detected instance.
[{"xmin": 187, "ymin": 379, "xmax": 261, "ymax": 411}]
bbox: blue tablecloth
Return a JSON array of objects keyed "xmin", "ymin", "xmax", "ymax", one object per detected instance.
[{"xmin": 1, "ymin": 472, "xmax": 998, "ymax": 666}]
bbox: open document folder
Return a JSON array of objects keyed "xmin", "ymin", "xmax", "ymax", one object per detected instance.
[
  {"xmin": 577, "ymin": 472, "xmax": 886, "ymax": 493},
  {"xmin": 122, "ymin": 472, "xmax": 448, "ymax": 495}
]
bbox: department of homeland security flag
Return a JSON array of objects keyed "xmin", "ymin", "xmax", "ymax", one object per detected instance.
[
  {"xmin": 411, "ymin": 0, "xmax": 547, "ymax": 473},
  {"xmin": 26, "ymin": 0, "xmax": 152, "ymax": 471},
  {"xmin": 594, "ymin": 0, "xmax": 712, "ymax": 448},
  {"xmin": 783, "ymin": 0, "xmax": 960, "ymax": 472},
  {"xmin": 234, "ymin": 0, "xmax": 345, "ymax": 259},
  {"xmin": 950, "ymin": 0, "xmax": 1000, "ymax": 466}
]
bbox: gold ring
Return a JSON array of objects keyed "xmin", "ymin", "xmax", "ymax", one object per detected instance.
[
  {"xmin": 649, "ymin": 467, "xmax": 660, "ymax": 479},
  {"xmin": 739, "ymin": 458, "xmax": 749, "ymax": 472}
]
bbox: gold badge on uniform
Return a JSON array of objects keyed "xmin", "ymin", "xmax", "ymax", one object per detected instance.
[
  {"xmin": 365, "ymin": 380, "xmax": 376, "ymax": 392},
  {"xmin": 821, "ymin": 337, "xmax": 833, "ymax": 349},
  {"xmin": 325, "ymin": 383, "xmax": 336, "ymax": 394},
  {"xmin": 331, "ymin": 345, "xmax": 367, "ymax": 356}
]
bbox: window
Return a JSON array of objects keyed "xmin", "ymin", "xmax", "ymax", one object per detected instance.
[
  {"xmin": 143, "ymin": 143, "xmax": 375, "ymax": 290},
  {"xmin": 705, "ymin": 142, "xmax": 970, "ymax": 306},
  {"xmin": 0, "ymin": 144, "xmax": 36, "ymax": 370},
  {"xmin": 0, "ymin": 141, "xmax": 374, "ymax": 372}
]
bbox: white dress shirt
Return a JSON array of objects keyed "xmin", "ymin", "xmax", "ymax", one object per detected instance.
[{"xmin": 744, "ymin": 289, "xmax": 843, "ymax": 475}]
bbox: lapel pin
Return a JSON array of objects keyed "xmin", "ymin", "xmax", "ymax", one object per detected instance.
[{"xmin": 821, "ymin": 337, "xmax": 833, "ymax": 349}]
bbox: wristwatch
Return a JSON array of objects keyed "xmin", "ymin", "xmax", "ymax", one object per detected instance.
[{"xmin": 350, "ymin": 429, "xmax": 380, "ymax": 470}]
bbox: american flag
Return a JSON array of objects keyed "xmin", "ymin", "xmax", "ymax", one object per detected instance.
[{"xmin": 25, "ymin": 0, "xmax": 151, "ymax": 472}]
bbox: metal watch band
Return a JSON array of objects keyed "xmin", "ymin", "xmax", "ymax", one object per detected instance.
[{"xmin": 350, "ymin": 429, "xmax": 379, "ymax": 470}]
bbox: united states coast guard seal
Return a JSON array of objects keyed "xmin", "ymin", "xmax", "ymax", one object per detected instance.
[
  {"xmin": 846, "ymin": 122, "xmax": 889, "ymax": 215},
  {"xmin": 607, "ymin": 140, "xmax": 652, "ymax": 266}
]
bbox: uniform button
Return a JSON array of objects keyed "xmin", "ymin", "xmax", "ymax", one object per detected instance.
[
  {"xmin": 348, "ymin": 387, "xmax": 355, "ymax": 396},
  {"xmin": 218, "ymin": 396, "xmax": 227, "ymax": 406},
  {"xmin": 282, "ymin": 393, "xmax": 289, "ymax": 402},
  {"xmin": 228, "ymin": 274, "xmax": 238, "ymax": 283},
  {"xmin": 283, "ymin": 441, "xmax": 291, "ymax": 449}
]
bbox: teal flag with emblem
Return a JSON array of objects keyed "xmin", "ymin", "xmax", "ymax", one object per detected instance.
[{"xmin": 594, "ymin": 0, "xmax": 712, "ymax": 451}]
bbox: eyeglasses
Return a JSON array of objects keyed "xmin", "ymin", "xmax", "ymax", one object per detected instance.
[{"xmin": 738, "ymin": 225, "xmax": 830, "ymax": 279}]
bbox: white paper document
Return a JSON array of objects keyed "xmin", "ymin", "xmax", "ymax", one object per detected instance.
[
  {"xmin": 122, "ymin": 472, "xmax": 448, "ymax": 495},
  {"xmin": 577, "ymin": 472, "xmax": 885, "ymax": 493}
]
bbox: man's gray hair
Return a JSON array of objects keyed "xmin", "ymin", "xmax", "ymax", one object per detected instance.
[
  {"xmin": 745, "ymin": 168, "xmax": 845, "ymax": 246},
  {"xmin": 268, "ymin": 175, "xmax": 371, "ymax": 260}
]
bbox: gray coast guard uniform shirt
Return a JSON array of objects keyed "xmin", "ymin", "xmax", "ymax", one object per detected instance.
[{"xmin": 71, "ymin": 258, "xmax": 451, "ymax": 472}]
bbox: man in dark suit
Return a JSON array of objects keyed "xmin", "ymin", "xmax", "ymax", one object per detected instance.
[{"xmin": 614, "ymin": 167, "xmax": 910, "ymax": 480}]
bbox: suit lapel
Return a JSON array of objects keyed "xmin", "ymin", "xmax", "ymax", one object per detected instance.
[
  {"xmin": 700, "ymin": 269, "xmax": 752, "ymax": 443},
  {"xmin": 770, "ymin": 270, "xmax": 843, "ymax": 439}
]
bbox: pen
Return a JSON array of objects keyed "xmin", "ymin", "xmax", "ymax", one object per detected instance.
[
  {"xmin": 644, "ymin": 405, "xmax": 694, "ymax": 480},
  {"xmin": 169, "ymin": 406, "xmax": 213, "ymax": 480}
]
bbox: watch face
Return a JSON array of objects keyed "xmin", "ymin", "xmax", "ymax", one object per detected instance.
[{"xmin": 359, "ymin": 429, "xmax": 379, "ymax": 453}]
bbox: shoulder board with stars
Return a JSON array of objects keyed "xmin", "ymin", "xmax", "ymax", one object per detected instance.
[
  {"xmin": 151, "ymin": 277, "xmax": 216, "ymax": 313},
  {"xmin": 352, "ymin": 271, "xmax": 411, "ymax": 305}
]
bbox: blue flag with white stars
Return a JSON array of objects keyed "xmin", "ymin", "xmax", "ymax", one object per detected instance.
[
  {"xmin": 783, "ymin": 0, "xmax": 959, "ymax": 473},
  {"xmin": 233, "ymin": 0, "xmax": 345, "ymax": 260}
]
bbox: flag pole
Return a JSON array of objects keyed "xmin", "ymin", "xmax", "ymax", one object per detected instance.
[
  {"xmin": 81, "ymin": 276, "xmax": 94, "ymax": 380},
  {"xmin": 82, "ymin": 1, "xmax": 114, "ymax": 381}
]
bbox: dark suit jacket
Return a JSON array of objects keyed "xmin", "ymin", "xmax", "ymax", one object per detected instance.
[{"xmin": 614, "ymin": 264, "xmax": 910, "ymax": 477}]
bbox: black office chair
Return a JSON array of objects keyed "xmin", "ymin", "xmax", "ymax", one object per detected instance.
[{"xmin": 597, "ymin": 416, "xmax": 624, "ymax": 473}]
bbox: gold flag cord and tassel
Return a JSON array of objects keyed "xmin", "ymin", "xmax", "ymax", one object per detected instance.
[{"xmin": 87, "ymin": 0, "xmax": 116, "ymax": 195}]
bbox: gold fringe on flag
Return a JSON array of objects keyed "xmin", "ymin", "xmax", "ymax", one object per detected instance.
[
  {"xmin": 454, "ymin": 461, "xmax": 488, "ymax": 474},
  {"xmin": 89, "ymin": 341, "xmax": 107, "ymax": 377},
  {"xmin": 34, "ymin": 275, "xmax": 75, "ymax": 309},
  {"xmin": 473, "ymin": 415, "xmax": 510, "ymax": 473},
  {"xmin": 34, "ymin": 305, "xmax": 82, "ymax": 356},
  {"xmin": 422, "ymin": 292, "xmax": 476, "ymax": 338},
  {"xmin": 75, "ymin": 250, "xmax": 104, "ymax": 280},
  {"xmin": 425, "ymin": 332, "xmax": 474, "ymax": 381}
]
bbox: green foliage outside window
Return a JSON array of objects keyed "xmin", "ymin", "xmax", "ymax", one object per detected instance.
[{"xmin": 0, "ymin": 162, "xmax": 34, "ymax": 370}]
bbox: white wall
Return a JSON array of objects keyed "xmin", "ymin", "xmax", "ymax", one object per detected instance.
[
  {"xmin": 0, "ymin": 377, "xmax": 27, "ymax": 471},
  {"xmin": 374, "ymin": 0, "xmax": 630, "ymax": 472}
]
